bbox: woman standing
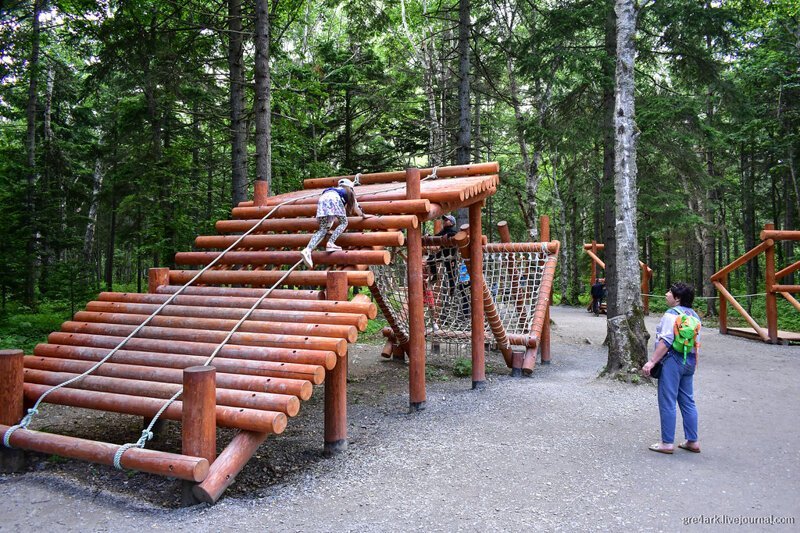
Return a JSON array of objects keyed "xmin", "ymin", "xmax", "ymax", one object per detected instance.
[{"xmin": 642, "ymin": 282, "xmax": 702, "ymax": 454}]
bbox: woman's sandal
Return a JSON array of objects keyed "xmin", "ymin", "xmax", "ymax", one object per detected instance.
[
  {"xmin": 678, "ymin": 442, "xmax": 701, "ymax": 453},
  {"xmin": 648, "ymin": 443, "xmax": 674, "ymax": 454}
]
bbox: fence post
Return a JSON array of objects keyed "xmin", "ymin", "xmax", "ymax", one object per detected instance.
[{"xmin": 764, "ymin": 224, "xmax": 778, "ymax": 343}]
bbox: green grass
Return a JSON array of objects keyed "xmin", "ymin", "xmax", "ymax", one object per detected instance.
[{"xmin": 0, "ymin": 282, "xmax": 144, "ymax": 353}]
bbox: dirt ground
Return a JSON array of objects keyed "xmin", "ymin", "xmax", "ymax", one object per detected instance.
[{"xmin": 1, "ymin": 305, "xmax": 798, "ymax": 532}]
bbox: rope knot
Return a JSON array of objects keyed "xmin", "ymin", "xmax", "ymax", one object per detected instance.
[{"xmin": 353, "ymin": 173, "xmax": 362, "ymax": 186}]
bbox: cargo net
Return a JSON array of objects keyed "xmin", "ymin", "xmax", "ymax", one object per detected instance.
[{"xmin": 370, "ymin": 246, "xmax": 551, "ymax": 348}]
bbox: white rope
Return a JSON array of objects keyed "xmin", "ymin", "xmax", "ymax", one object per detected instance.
[
  {"xmin": 353, "ymin": 172, "xmax": 362, "ymax": 186},
  {"xmin": 645, "ymin": 292, "xmax": 769, "ymax": 300}
]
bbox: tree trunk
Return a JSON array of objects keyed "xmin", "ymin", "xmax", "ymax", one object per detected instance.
[
  {"xmin": 455, "ymin": 0, "xmax": 472, "ymax": 227},
  {"xmin": 254, "ymin": 0, "xmax": 272, "ymax": 193},
  {"xmin": 456, "ymin": 0, "xmax": 471, "ymax": 166},
  {"xmin": 105, "ymin": 192, "xmax": 117, "ymax": 292},
  {"xmin": 229, "ymin": 0, "xmax": 248, "ymax": 206},
  {"xmin": 550, "ymin": 155, "xmax": 570, "ymax": 304},
  {"xmin": 83, "ymin": 159, "xmax": 104, "ymax": 265},
  {"xmin": 602, "ymin": 1, "xmax": 617, "ymax": 318},
  {"xmin": 400, "ymin": 0, "xmax": 443, "ymax": 166},
  {"xmin": 344, "ymin": 86, "xmax": 353, "ymax": 171},
  {"xmin": 605, "ymin": 0, "xmax": 649, "ymax": 378},
  {"xmin": 24, "ymin": 0, "xmax": 42, "ymax": 308},
  {"xmin": 742, "ymin": 144, "xmax": 757, "ymax": 299},
  {"xmin": 664, "ymin": 231, "xmax": 672, "ymax": 291}
]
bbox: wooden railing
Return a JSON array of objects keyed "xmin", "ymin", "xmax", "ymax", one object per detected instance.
[{"xmin": 710, "ymin": 223, "xmax": 800, "ymax": 344}]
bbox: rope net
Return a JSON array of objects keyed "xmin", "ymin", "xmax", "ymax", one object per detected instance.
[{"xmin": 370, "ymin": 245, "xmax": 553, "ymax": 347}]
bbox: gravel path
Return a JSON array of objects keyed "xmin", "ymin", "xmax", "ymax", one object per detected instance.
[{"xmin": 2, "ymin": 306, "xmax": 798, "ymax": 532}]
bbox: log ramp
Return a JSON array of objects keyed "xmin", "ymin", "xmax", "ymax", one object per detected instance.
[{"xmin": 0, "ymin": 162, "xmax": 555, "ymax": 504}]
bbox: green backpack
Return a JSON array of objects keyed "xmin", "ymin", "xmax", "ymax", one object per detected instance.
[{"xmin": 671, "ymin": 309, "xmax": 701, "ymax": 363}]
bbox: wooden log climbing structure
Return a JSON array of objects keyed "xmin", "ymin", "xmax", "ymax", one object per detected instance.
[
  {"xmin": 711, "ymin": 224, "xmax": 800, "ymax": 344},
  {"xmin": 583, "ymin": 241, "xmax": 653, "ymax": 315},
  {"xmin": 0, "ymin": 161, "xmax": 560, "ymax": 503}
]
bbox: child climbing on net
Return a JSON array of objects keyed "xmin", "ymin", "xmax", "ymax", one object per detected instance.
[{"xmin": 301, "ymin": 178, "xmax": 367, "ymax": 268}]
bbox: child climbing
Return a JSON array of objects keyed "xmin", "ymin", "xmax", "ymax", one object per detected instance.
[{"xmin": 301, "ymin": 178, "xmax": 365, "ymax": 268}]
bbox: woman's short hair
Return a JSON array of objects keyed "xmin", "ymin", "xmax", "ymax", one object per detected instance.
[{"xmin": 669, "ymin": 282, "xmax": 695, "ymax": 307}]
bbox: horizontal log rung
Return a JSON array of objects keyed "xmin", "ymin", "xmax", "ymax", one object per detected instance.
[
  {"xmin": 26, "ymin": 355, "xmax": 315, "ymax": 399},
  {"xmin": 0, "ymin": 424, "xmax": 209, "ymax": 482},
  {"xmin": 24, "ymin": 368, "xmax": 301, "ymax": 416},
  {"xmin": 174, "ymin": 250, "xmax": 391, "ymax": 267},
  {"xmin": 23, "ymin": 383, "xmax": 289, "ymax": 434}
]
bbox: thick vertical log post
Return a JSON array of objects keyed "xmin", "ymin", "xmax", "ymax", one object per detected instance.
[
  {"xmin": 590, "ymin": 240, "xmax": 598, "ymax": 285},
  {"xmin": 539, "ymin": 215, "xmax": 550, "ymax": 243},
  {"xmin": 324, "ymin": 271, "xmax": 349, "ymax": 453},
  {"xmin": 764, "ymin": 224, "xmax": 778, "ymax": 343},
  {"xmin": 406, "ymin": 168, "xmax": 427, "ymax": 410},
  {"xmin": 718, "ymin": 273, "xmax": 728, "ymax": 334},
  {"xmin": 254, "ymin": 180, "xmax": 269, "ymax": 206},
  {"xmin": 0, "ymin": 350, "xmax": 25, "ymax": 472},
  {"xmin": 182, "ymin": 365, "xmax": 216, "ymax": 506},
  {"xmin": 148, "ymin": 267, "xmax": 170, "ymax": 294},
  {"xmin": 497, "ymin": 221, "xmax": 511, "ymax": 243},
  {"xmin": 539, "ymin": 216, "xmax": 551, "ymax": 365},
  {"xmin": 470, "ymin": 202, "xmax": 486, "ymax": 388}
]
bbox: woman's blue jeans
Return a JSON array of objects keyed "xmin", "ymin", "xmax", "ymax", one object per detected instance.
[{"xmin": 657, "ymin": 351, "xmax": 698, "ymax": 444}]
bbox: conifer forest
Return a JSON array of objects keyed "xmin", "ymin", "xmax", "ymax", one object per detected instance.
[{"xmin": 1, "ymin": 0, "xmax": 798, "ymax": 344}]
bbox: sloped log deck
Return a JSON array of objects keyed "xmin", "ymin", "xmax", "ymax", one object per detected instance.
[{"xmin": 4, "ymin": 163, "xmax": 537, "ymax": 504}]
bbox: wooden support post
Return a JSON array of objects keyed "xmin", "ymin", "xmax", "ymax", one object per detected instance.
[
  {"xmin": 718, "ymin": 274, "xmax": 728, "ymax": 335},
  {"xmin": 182, "ymin": 365, "xmax": 216, "ymax": 506},
  {"xmin": 324, "ymin": 271, "xmax": 349, "ymax": 454},
  {"xmin": 539, "ymin": 216, "xmax": 552, "ymax": 364},
  {"xmin": 469, "ymin": 202, "xmax": 486, "ymax": 388},
  {"xmin": 148, "ymin": 267, "xmax": 170, "ymax": 294},
  {"xmin": 511, "ymin": 351, "xmax": 523, "ymax": 377},
  {"xmin": 590, "ymin": 241, "xmax": 598, "ymax": 285},
  {"xmin": 254, "ymin": 180, "xmax": 269, "ymax": 206},
  {"xmin": 497, "ymin": 221, "xmax": 511, "ymax": 243},
  {"xmin": 764, "ymin": 225, "xmax": 778, "ymax": 344},
  {"xmin": 194, "ymin": 430, "xmax": 266, "ymax": 504},
  {"xmin": 540, "ymin": 306, "xmax": 551, "ymax": 365},
  {"xmin": 406, "ymin": 168, "xmax": 427, "ymax": 410},
  {"xmin": 539, "ymin": 215, "xmax": 550, "ymax": 242},
  {"xmin": 0, "ymin": 349, "xmax": 25, "ymax": 473}
]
